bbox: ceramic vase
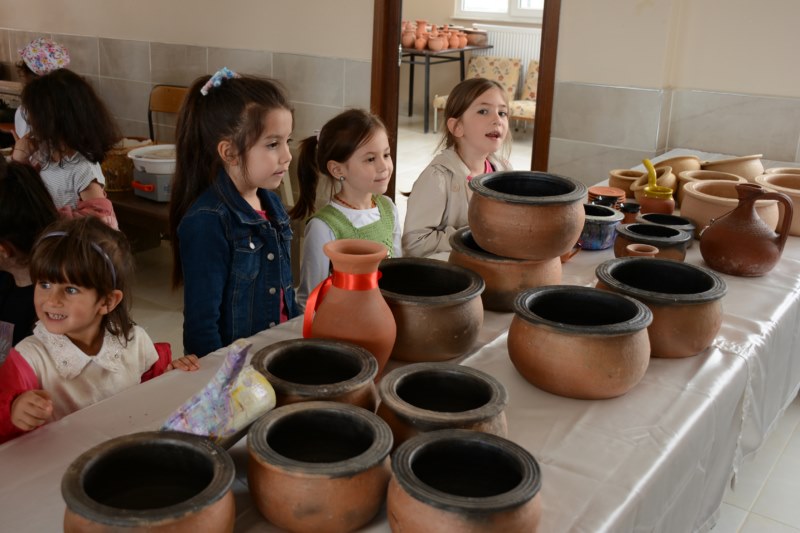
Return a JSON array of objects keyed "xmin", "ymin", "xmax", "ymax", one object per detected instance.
[{"xmin": 305, "ymin": 239, "xmax": 396, "ymax": 375}]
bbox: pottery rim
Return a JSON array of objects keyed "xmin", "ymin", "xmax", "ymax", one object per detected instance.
[
  {"xmin": 584, "ymin": 203, "xmax": 624, "ymax": 224},
  {"xmin": 616, "ymin": 223, "xmax": 692, "ymax": 247},
  {"xmin": 448, "ymin": 227, "xmax": 535, "ymax": 264},
  {"xmin": 764, "ymin": 167, "xmax": 800, "ymax": 175},
  {"xmin": 682, "ymin": 180, "xmax": 779, "ymax": 207},
  {"xmin": 469, "ymin": 170, "xmax": 588, "ymax": 205},
  {"xmin": 701, "ymin": 154, "xmax": 763, "ymax": 167},
  {"xmin": 635, "ymin": 212, "xmax": 695, "ymax": 233},
  {"xmin": 378, "ymin": 257, "xmax": 485, "ymax": 306},
  {"xmin": 755, "ymin": 173, "xmax": 800, "ymax": 195}
]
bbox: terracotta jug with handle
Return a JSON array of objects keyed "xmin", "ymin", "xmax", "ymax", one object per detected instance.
[{"xmin": 699, "ymin": 183, "xmax": 794, "ymax": 276}]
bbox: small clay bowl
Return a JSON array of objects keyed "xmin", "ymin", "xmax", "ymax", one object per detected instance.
[
  {"xmin": 755, "ymin": 173, "xmax": 800, "ymax": 236},
  {"xmin": 578, "ymin": 203, "xmax": 624, "ymax": 250},
  {"xmin": 623, "ymin": 243, "xmax": 659, "ymax": 257},
  {"xmin": 614, "ymin": 223, "xmax": 692, "ymax": 262},
  {"xmin": 630, "ymin": 166, "xmax": 677, "ymax": 202},
  {"xmin": 251, "ymin": 338, "xmax": 378, "ymax": 411},
  {"xmin": 701, "ymin": 154, "xmax": 764, "ymax": 182},
  {"xmin": 596, "ymin": 257, "xmax": 727, "ymax": 358},
  {"xmin": 387, "ymin": 429, "xmax": 542, "ymax": 532},
  {"xmin": 680, "ymin": 180, "xmax": 780, "ymax": 237},
  {"xmin": 654, "ymin": 154, "xmax": 701, "ymax": 176},
  {"xmin": 676, "ymin": 169, "xmax": 747, "ymax": 206},
  {"xmin": 608, "ymin": 169, "xmax": 645, "ymax": 198},
  {"xmin": 635, "ymin": 212, "xmax": 696, "ymax": 248}
]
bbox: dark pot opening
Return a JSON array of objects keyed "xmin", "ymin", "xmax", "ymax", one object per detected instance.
[
  {"xmin": 380, "ymin": 263, "xmax": 472, "ymax": 297},
  {"xmin": 627, "ymin": 224, "xmax": 679, "ymax": 238},
  {"xmin": 610, "ymin": 261, "xmax": 714, "ymax": 294},
  {"xmin": 267, "ymin": 347, "xmax": 361, "ymax": 385},
  {"xmin": 639, "ymin": 213, "xmax": 691, "ymax": 226},
  {"xmin": 584, "ymin": 204, "xmax": 616, "ymax": 217},
  {"xmin": 397, "ymin": 371, "xmax": 492, "ymax": 413},
  {"xmin": 268, "ymin": 411, "xmax": 373, "ymax": 463},
  {"xmin": 529, "ymin": 290, "xmax": 639, "ymax": 326},
  {"xmin": 483, "ymin": 175, "xmax": 573, "ymax": 197},
  {"xmin": 83, "ymin": 444, "xmax": 214, "ymax": 510}
]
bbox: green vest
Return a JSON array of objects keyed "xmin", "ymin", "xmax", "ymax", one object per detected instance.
[{"xmin": 312, "ymin": 195, "xmax": 395, "ymax": 257}]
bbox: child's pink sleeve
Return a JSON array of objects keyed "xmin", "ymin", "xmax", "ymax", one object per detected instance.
[
  {"xmin": 141, "ymin": 342, "xmax": 172, "ymax": 383},
  {"xmin": 0, "ymin": 348, "xmax": 40, "ymax": 443}
]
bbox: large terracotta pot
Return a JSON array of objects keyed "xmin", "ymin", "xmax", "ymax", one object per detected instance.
[
  {"xmin": 654, "ymin": 154, "xmax": 701, "ymax": 176},
  {"xmin": 247, "ymin": 401, "xmax": 392, "ymax": 533},
  {"xmin": 377, "ymin": 362, "xmax": 508, "ymax": 448},
  {"xmin": 629, "ymin": 166, "xmax": 676, "ymax": 202},
  {"xmin": 448, "ymin": 227, "xmax": 561, "ymax": 312},
  {"xmin": 764, "ymin": 167, "xmax": 800, "ymax": 174},
  {"xmin": 378, "ymin": 257, "xmax": 484, "ymax": 362},
  {"xmin": 614, "ymin": 223, "xmax": 692, "ymax": 261},
  {"xmin": 305, "ymin": 239, "xmax": 396, "ymax": 375},
  {"xmin": 608, "ymin": 169, "xmax": 645, "ymax": 198},
  {"xmin": 251, "ymin": 338, "xmax": 378, "ymax": 411},
  {"xmin": 681, "ymin": 179, "xmax": 780, "ymax": 238},
  {"xmin": 755, "ymin": 173, "xmax": 800, "ymax": 236},
  {"xmin": 675, "ymin": 170, "xmax": 747, "ymax": 206},
  {"xmin": 701, "ymin": 154, "xmax": 764, "ymax": 182},
  {"xmin": 62, "ymin": 431, "xmax": 235, "ymax": 532},
  {"xmin": 508, "ymin": 285, "xmax": 652, "ymax": 399},
  {"xmin": 634, "ymin": 212, "xmax": 696, "ymax": 248},
  {"xmin": 387, "ymin": 429, "xmax": 542, "ymax": 532},
  {"xmin": 468, "ymin": 171, "xmax": 587, "ymax": 260},
  {"xmin": 595, "ymin": 257, "xmax": 727, "ymax": 358}
]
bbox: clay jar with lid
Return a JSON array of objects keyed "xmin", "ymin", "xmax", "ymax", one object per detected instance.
[
  {"xmin": 448, "ymin": 227, "xmax": 561, "ymax": 312},
  {"xmin": 62, "ymin": 431, "xmax": 235, "ymax": 533},
  {"xmin": 377, "ymin": 362, "xmax": 508, "ymax": 448},
  {"xmin": 507, "ymin": 285, "xmax": 652, "ymax": 399},
  {"xmin": 681, "ymin": 180, "xmax": 780, "ymax": 238},
  {"xmin": 387, "ymin": 429, "xmax": 542, "ymax": 532},
  {"xmin": 251, "ymin": 338, "xmax": 378, "ymax": 410},
  {"xmin": 247, "ymin": 401, "xmax": 392, "ymax": 533},
  {"xmin": 596, "ymin": 257, "xmax": 727, "ymax": 358},
  {"xmin": 468, "ymin": 170, "xmax": 587, "ymax": 260},
  {"xmin": 614, "ymin": 223, "xmax": 692, "ymax": 261}
]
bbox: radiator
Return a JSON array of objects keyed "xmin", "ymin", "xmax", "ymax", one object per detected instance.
[{"xmin": 472, "ymin": 24, "xmax": 541, "ymax": 98}]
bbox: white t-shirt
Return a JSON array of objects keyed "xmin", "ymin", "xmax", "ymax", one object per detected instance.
[
  {"xmin": 37, "ymin": 152, "xmax": 106, "ymax": 209},
  {"xmin": 14, "ymin": 107, "xmax": 29, "ymax": 139}
]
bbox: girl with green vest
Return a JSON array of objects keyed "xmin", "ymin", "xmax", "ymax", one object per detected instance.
[{"xmin": 290, "ymin": 109, "xmax": 401, "ymax": 310}]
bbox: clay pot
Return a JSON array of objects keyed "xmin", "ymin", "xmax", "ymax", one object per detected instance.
[
  {"xmin": 306, "ymin": 239, "xmax": 396, "ymax": 375},
  {"xmin": 377, "ymin": 362, "xmax": 508, "ymax": 448},
  {"xmin": 596, "ymin": 258, "xmax": 727, "ymax": 358},
  {"xmin": 468, "ymin": 171, "xmax": 587, "ymax": 260},
  {"xmin": 62, "ymin": 431, "xmax": 235, "ymax": 532},
  {"xmin": 619, "ymin": 201, "xmax": 641, "ymax": 224},
  {"xmin": 415, "ymin": 20, "xmax": 428, "ymax": 38},
  {"xmin": 578, "ymin": 203, "xmax": 624, "ymax": 250},
  {"xmin": 755, "ymin": 173, "xmax": 800, "ymax": 236},
  {"xmin": 448, "ymin": 227, "xmax": 561, "ymax": 312},
  {"xmin": 508, "ymin": 285, "xmax": 652, "ymax": 399},
  {"xmin": 635, "ymin": 212, "xmax": 696, "ymax": 247},
  {"xmin": 764, "ymin": 167, "xmax": 800, "ymax": 174},
  {"xmin": 630, "ymin": 166, "xmax": 677, "ymax": 202},
  {"xmin": 654, "ymin": 154, "xmax": 701, "ymax": 176},
  {"xmin": 466, "ymin": 31, "xmax": 488, "ymax": 46},
  {"xmin": 251, "ymin": 338, "xmax": 378, "ymax": 411},
  {"xmin": 676, "ymin": 170, "xmax": 747, "ymax": 207},
  {"xmin": 701, "ymin": 154, "xmax": 764, "ymax": 182},
  {"xmin": 700, "ymin": 183, "xmax": 794, "ymax": 277},
  {"xmin": 387, "ymin": 429, "xmax": 542, "ymax": 532},
  {"xmin": 449, "ymin": 32, "xmax": 460, "ymax": 49},
  {"xmin": 458, "ymin": 33, "xmax": 468, "ymax": 48},
  {"xmin": 614, "ymin": 223, "xmax": 692, "ymax": 261},
  {"xmin": 623, "ymin": 243, "xmax": 659, "ymax": 257},
  {"xmin": 378, "ymin": 257, "xmax": 484, "ymax": 362},
  {"xmin": 681, "ymin": 180, "xmax": 780, "ymax": 238},
  {"xmin": 608, "ymin": 169, "xmax": 645, "ymax": 198},
  {"xmin": 414, "ymin": 36, "xmax": 427, "ymax": 51},
  {"xmin": 401, "ymin": 30, "xmax": 416, "ymax": 48},
  {"xmin": 428, "ymin": 36, "xmax": 445, "ymax": 52},
  {"xmin": 247, "ymin": 401, "xmax": 392, "ymax": 533}
]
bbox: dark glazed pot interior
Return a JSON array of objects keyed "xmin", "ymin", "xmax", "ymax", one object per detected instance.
[
  {"xmin": 638, "ymin": 213, "xmax": 692, "ymax": 227},
  {"xmin": 528, "ymin": 290, "xmax": 640, "ymax": 326},
  {"xmin": 397, "ymin": 371, "xmax": 492, "ymax": 413},
  {"xmin": 379, "ymin": 258, "xmax": 484, "ymax": 303},
  {"xmin": 483, "ymin": 174, "xmax": 574, "ymax": 197},
  {"xmin": 267, "ymin": 411, "xmax": 373, "ymax": 463},
  {"xmin": 268, "ymin": 347, "xmax": 360, "ymax": 385},
  {"xmin": 626, "ymin": 224, "xmax": 680, "ymax": 238},
  {"xmin": 584, "ymin": 204, "xmax": 617, "ymax": 218}
]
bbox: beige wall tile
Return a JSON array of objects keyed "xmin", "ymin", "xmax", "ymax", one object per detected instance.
[
  {"xmin": 150, "ymin": 42, "xmax": 207, "ymax": 86},
  {"xmin": 115, "ymin": 117, "xmax": 149, "ymax": 139},
  {"xmin": 274, "ymin": 53, "xmax": 344, "ymax": 108},
  {"xmin": 548, "ymin": 137, "xmax": 653, "ymax": 186},
  {"xmin": 207, "ymin": 48, "xmax": 271, "ymax": 78},
  {"xmin": 53, "ymin": 34, "xmax": 98, "ymax": 76},
  {"xmin": 291, "ymin": 102, "xmax": 343, "ymax": 143},
  {"xmin": 344, "ymin": 59, "xmax": 371, "ymax": 109},
  {"xmin": 100, "ymin": 38, "xmax": 150, "ymax": 81},
  {"xmin": 98, "ymin": 77, "xmax": 150, "ymax": 123}
]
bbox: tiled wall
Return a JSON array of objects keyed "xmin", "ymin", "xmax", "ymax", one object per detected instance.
[{"xmin": 0, "ymin": 28, "xmax": 371, "ymax": 143}]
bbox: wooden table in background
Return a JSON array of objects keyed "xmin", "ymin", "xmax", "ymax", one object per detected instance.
[{"xmin": 108, "ymin": 190, "xmax": 169, "ymax": 252}]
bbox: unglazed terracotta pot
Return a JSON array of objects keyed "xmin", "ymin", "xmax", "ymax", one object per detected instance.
[
  {"xmin": 623, "ymin": 243, "xmax": 659, "ymax": 257},
  {"xmin": 635, "ymin": 212, "xmax": 696, "ymax": 247},
  {"xmin": 62, "ymin": 431, "xmax": 235, "ymax": 533},
  {"xmin": 306, "ymin": 239, "xmax": 396, "ymax": 375},
  {"xmin": 764, "ymin": 167, "xmax": 800, "ymax": 174},
  {"xmin": 247, "ymin": 401, "xmax": 392, "ymax": 533},
  {"xmin": 595, "ymin": 258, "xmax": 727, "ymax": 358},
  {"xmin": 579, "ymin": 203, "xmax": 624, "ymax": 250},
  {"xmin": 468, "ymin": 171, "xmax": 587, "ymax": 260},
  {"xmin": 681, "ymin": 180, "xmax": 780, "ymax": 238},
  {"xmin": 613, "ymin": 223, "xmax": 692, "ymax": 261},
  {"xmin": 675, "ymin": 170, "xmax": 747, "ymax": 206},
  {"xmin": 377, "ymin": 362, "xmax": 508, "ymax": 448},
  {"xmin": 387, "ymin": 429, "xmax": 542, "ymax": 532},
  {"xmin": 448, "ymin": 227, "xmax": 561, "ymax": 312},
  {"xmin": 755, "ymin": 173, "xmax": 800, "ymax": 236},
  {"xmin": 608, "ymin": 169, "xmax": 645, "ymax": 198},
  {"xmin": 251, "ymin": 338, "xmax": 378, "ymax": 411},
  {"xmin": 654, "ymin": 154, "xmax": 701, "ymax": 176},
  {"xmin": 630, "ymin": 166, "xmax": 676, "ymax": 202},
  {"xmin": 378, "ymin": 257, "xmax": 484, "ymax": 362},
  {"xmin": 701, "ymin": 154, "xmax": 764, "ymax": 182}
]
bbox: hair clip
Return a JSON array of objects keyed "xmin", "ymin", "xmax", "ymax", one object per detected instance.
[
  {"xmin": 201, "ymin": 67, "xmax": 240, "ymax": 96},
  {"xmin": 314, "ymin": 129, "xmax": 321, "ymax": 142},
  {"xmin": 37, "ymin": 231, "xmax": 117, "ymax": 289}
]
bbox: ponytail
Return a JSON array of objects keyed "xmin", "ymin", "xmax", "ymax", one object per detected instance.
[{"xmin": 289, "ymin": 135, "xmax": 322, "ymax": 220}]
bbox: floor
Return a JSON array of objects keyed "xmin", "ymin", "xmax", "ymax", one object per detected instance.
[{"xmin": 129, "ymin": 115, "xmax": 800, "ymax": 533}]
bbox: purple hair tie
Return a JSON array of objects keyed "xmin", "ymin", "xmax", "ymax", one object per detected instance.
[
  {"xmin": 37, "ymin": 231, "xmax": 117, "ymax": 289},
  {"xmin": 201, "ymin": 67, "xmax": 240, "ymax": 96}
]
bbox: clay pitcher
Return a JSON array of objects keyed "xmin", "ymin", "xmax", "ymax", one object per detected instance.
[
  {"xmin": 700, "ymin": 183, "xmax": 794, "ymax": 277},
  {"xmin": 304, "ymin": 239, "xmax": 397, "ymax": 375}
]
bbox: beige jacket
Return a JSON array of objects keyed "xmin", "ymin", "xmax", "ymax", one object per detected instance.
[{"xmin": 402, "ymin": 148, "xmax": 511, "ymax": 257}]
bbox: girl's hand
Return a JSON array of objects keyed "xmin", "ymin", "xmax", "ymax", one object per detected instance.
[
  {"xmin": 168, "ymin": 355, "xmax": 201, "ymax": 372},
  {"xmin": 11, "ymin": 390, "xmax": 53, "ymax": 431}
]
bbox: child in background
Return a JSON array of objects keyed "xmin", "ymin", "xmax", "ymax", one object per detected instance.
[
  {"xmin": 290, "ymin": 109, "xmax": 401, "ymax": 310},
  {"xmin": 170, "ymin": 68, "xmax": 299, "ymax": 357},
  {"xmin": 402, "ymin": 78, "xmax": 512, "ymax": 258},
  {"xmin": 0, "ymin": 217, "xmax": 200, "ymax": 443}
]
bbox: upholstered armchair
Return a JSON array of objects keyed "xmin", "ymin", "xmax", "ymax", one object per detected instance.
[{"xmin": 509, "ymin": 60, "xmax": 539, "ymax": 131}]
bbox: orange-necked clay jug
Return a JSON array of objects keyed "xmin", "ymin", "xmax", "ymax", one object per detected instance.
[
  {"xmin": 700, "ymin": 183, "xmax": 794, "ymax": 277},
  {"xmin": 304, "ymin": 239, "xmax": 397, "ymax": 375}
]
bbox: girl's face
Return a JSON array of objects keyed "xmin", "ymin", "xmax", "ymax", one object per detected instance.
[
  {"xmin": 333, "ymin": 129, "xmax": 393, "ymax": 198},
  {"xmin": 238, "ymin": 108, "xmax": 294, "ymax": 191},
  {"xmin": 34, "ymin": 281, "xmax": 114, "ymax": 350},
  {"xmin": 448, "ymin": 87, "xmax": 509, "ymax": 155}
]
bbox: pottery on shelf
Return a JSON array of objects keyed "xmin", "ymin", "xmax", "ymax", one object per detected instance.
[
  {"xmin": 701, "ymin": 154, "xmax": 764, "ymax": 182},
  {"xmin": 676, "ymin": 170, "xmax": 748, "ymax": 207},
  {"xmin": 468, "ymin": 171, "xmax": 587, "ymax": 260},
  {"xmin": 387, "ymin": 429, "xmax": 542, "ymax": 532},
  {"xmin": 378, "ymin": 257, "xmax": 484, "ymax": 362},
  {"xmin": 630, "ymin": 166, "xmax": 677, "ymax": 202},
  {"xmin": 251, "ymin": 338, "xmax": 378, "ymax": 411},
  {"xmin": 62, "ymin": 431, "xmax": 235, "ymax": 533},
  {"xmin": 613, "ymin": 223, "xmax": 692, "ymax": 262},
  {"xmin": 635, "ymin": 212, "xmax": 696, "ymax": 248},
  {"xmin": 448, "ymin": 227, "xmax": 561, "ymax": 312},
  {"xmin": 680, "ymin": 180, "xmax": 780, "ymax": 238},
  {"xmin": 578, "ymin": 203, "xmax": 624, "ymax": 250},
  {"xmin": 401, "ymin": 30, "xmax": 416, "ymax": 48},
  {"xmin": 700, "ymin": 183, "xmax": 794, "ymax": 277},
  {"xmin": 596, "ymin": 258, "xmax": 727, "ymax": 358},
  {"xmin": 377, "ymin": 362, "xmax": 508, "ymax": 448},
  {"xmin": 507, "ymin": 285, "xmax": 652, "ymax": 399},
  {"xmin": 608, "ymin": 169, "xmax": 645, "ymax": 198},
  {"xmin": 623, "ymin": 243, "xmax": 659, "ymax": 257},
  {"xmin": 654, "ymin": 154, "xmax": 701, "ymax": 177},
  {"xmin": 755, "ymin": 173, "xmax": 800, "ymax": 236},
  {"xmin": 247, "ymin": 401, "xmax": 392, "ymax": 533}
]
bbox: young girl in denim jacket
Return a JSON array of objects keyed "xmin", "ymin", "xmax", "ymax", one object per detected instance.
[{"xmin": 170, "ymin": 68, "xmax": 299, "ymax": 357}]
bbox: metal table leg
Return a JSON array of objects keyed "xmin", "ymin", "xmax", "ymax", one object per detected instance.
[
  {"xmin": 424, "ymin": 55, "xmax": 431, "ymax": 133},
  {"xmin": 408, "ymin": 58, "xmax": 414, "ymax": 117}
]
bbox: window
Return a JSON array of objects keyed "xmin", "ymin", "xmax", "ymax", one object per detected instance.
[{"xmin": 455, "ymin": 0, "xmax": 544, "ymax": 22}]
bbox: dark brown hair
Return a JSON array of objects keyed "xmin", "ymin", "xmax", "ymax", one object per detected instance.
[
  {"xmin": 169, "ymin": 74, "xmax": 293, "ymax": 287},
  {"xmin": 20, "ymin": 68, "xmax": 120, "ymax": 164},
  {"xmin": 30, "ymin": 217, "xmax": 134, "ymax": 342},
  {"xmin": 439, "ymin": 77, "xmax": 512, "ymax": 155},
  {"xmin": 290, "ymin": 108, "xmax": 388, "ymax": 220}
]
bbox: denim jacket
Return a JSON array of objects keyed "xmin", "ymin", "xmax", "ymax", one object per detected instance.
[{"xmin": 177, "ymin": 171, "xmax": 298, "ymax": 356}]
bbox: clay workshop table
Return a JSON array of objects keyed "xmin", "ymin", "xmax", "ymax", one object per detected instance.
[{"xmin": 1, "ymin": 150, "xmax": 799, "ymax": 531}]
